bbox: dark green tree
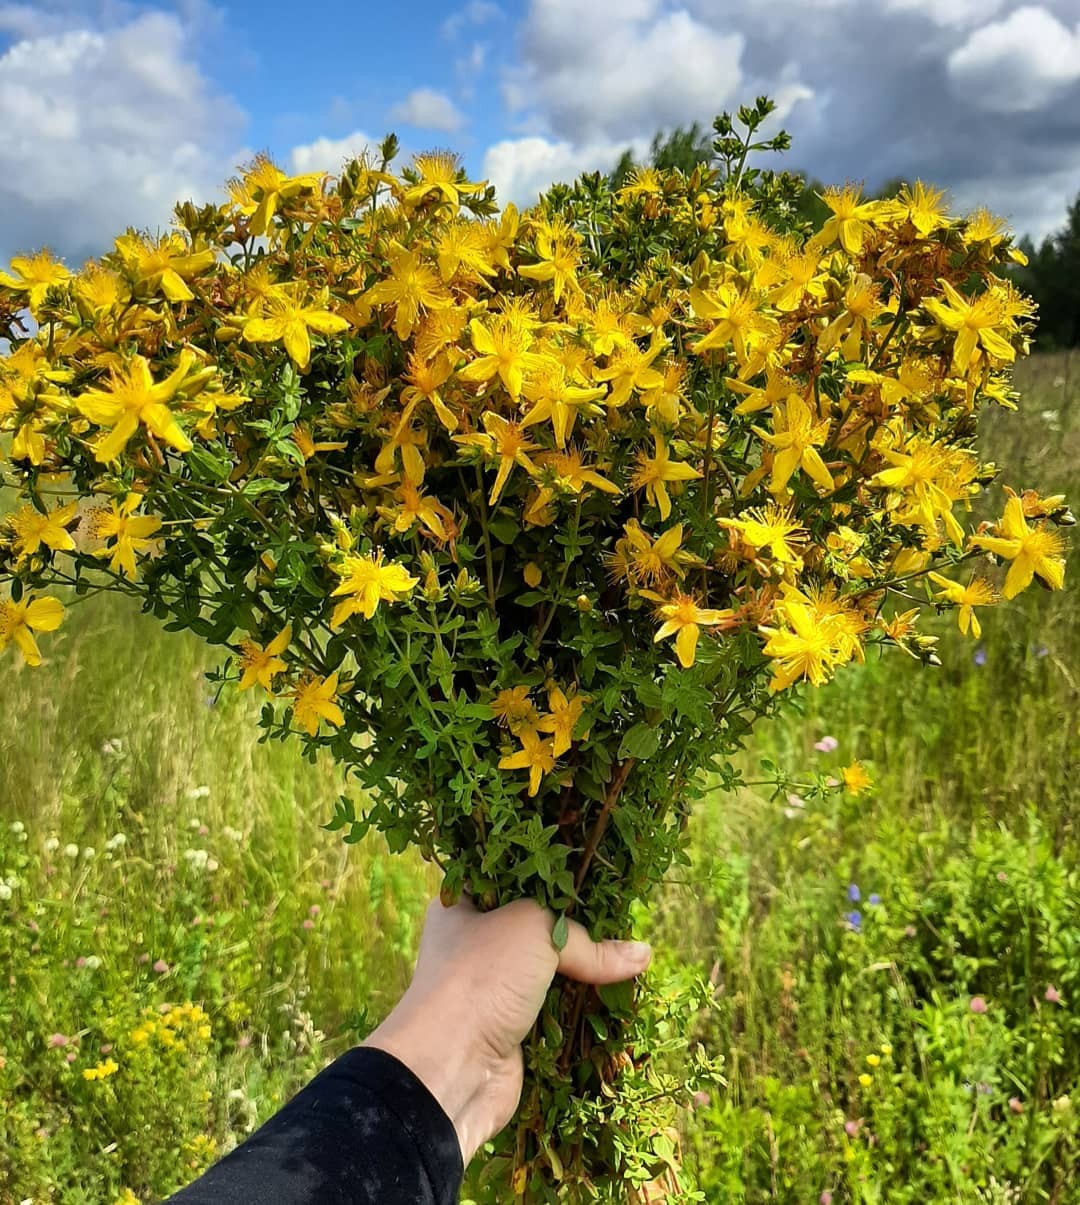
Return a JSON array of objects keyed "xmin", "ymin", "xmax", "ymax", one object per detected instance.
[{"xmin": 1013, "ymin": 193, "xmax": 1080, "ymax": 349}]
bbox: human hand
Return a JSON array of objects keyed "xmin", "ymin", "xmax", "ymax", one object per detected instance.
[{"xmin": 362, "ymin": 897, "xmax": 651, "ymax": 1163}]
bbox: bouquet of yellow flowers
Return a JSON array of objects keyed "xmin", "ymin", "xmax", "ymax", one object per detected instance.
[{"xmin": 0, "ymin": 99, "xmax": 1068, "ymax": 1199}]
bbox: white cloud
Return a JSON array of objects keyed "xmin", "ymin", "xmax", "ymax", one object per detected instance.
[
  {"xmin": 511, "ymin": 1, "xmax": 747, "ymax": 142},
  {"xmin": 442, "ymin": 0, "xmax": 502, "ymax": 40},
  {"xmin": 0, "ymin": 10, "xmax": 244, "ymax": 264},
  {"xmin": 290, "ymin": 130, "xmax": 379, "ymax": 175},
  {"xmin": 884, "ymin": 0, "xmax": 1005, "ymax": 27},
  {"xmin": 947, "ymin": 5, "xmax": 1080, "ymax": 112},
  {"xmin": 388, "ymin": 87, "xmax": 465, "ymax": 133},
  {"xmin": 482, "ymin": 134, "xmax": 644, "ymax": 208}
]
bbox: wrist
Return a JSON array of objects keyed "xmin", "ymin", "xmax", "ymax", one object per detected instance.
[{"xmin": 362, "ymin": 991, "xmax": 491, "ymax": 1160}]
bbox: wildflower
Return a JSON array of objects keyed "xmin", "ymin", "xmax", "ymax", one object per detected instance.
[
  {"xmin": 816, "ymin": 185, "xmax": 881, "ymax": 254},
  {"xmin": 717, "ymin": 504, "xmax": 805, "ymax": 567},
  {"xmin": 970, "ymin": 996, "xmax": 988, "ymax": 1014},
  {"xmin": 1009, "ymin": 1097, "xmax": 1024, "ymax": 1114},
  {"xmin": 237, "ymin": 625, "xmax": 291, "ymax": 691},
  {"xmin": 455, "ymin": 411, "xmax": 540, "ymax": 505},
  {"xmin": 458, "ymin": 314, "xmax": 540, "ymax": 401},
  {"xmin": 536, "ymin": 685, "xmax": 589, "ymax": 756},
  {"xmin": 880, "ymin": 1043, "xmax": 892, "ymax": 1056},
  {"xmin": 868, "ymin": 893, "xmax": 881, "ymax": 907},
  {"xmin": 973, "ymin": 646, "xmax": 987, "ymax": 667},
  {"xmin": 754, "ymin": 393, "xmax": 834, "ymax": 495},
  {"xmin": 631, "ymin": 434, "xmax": 701, "ymax": 521},
  {"xmin": 842, "ymin": 762, "xmax": 872, "ymax": 795},
  {"xmin": 518, "ymin": 218, "xmax": 581, "ymax": 301},
  {"xmin": 498, "ymin": 730, "xmax": 557, "ymax": 796},
  {"xmin": 243, "ymin": 289, "xmax": 350, "ymax": 371},
  {"xmin": 82, "ymin": 846, "xmax": 95, "ymax": 860},
  {"xmin": 361, "ymin": 243, "xmax": 450, "ymax": 341},
  {"xmin": 82, "ymin": 1058, "xmax": 119, "ymax": 1081},
  {"xmin": 402, "ymin": 151, "xmax": 485, "ymax": 213},
  {"xmin": 44, "ymin": 837, "xmax": 59, "ymax": 853},
  {"xmin": 858, "ymin": 1073, "xmax": 873, "ymax": 1088},
  {"xmin": 75, "ymin": 353, "xmax": 196, "ymax": 463},
  {"xmin": 290, "ymin": 672, "xmax": 345, "ymax": 736},
  {"xmin": 302, "ymin": 918, "xmax": 315, "ymax": 931},
  {"xmin": 63, "ymin": 843, "xmax": 79, "ymax": 859},
  {"xmin": 1045, "ymin": 984, "xmax": 1063, "ymax": 1004},
  {"xmin": 1052, "ymin": 1095, "xmax": 1071, "ymax": 1114},
  {"xmin": 47, "ymin": 1033, "xmax": 69, "ymax": 1048},
  {"xmin": 923, "ymin": 280, "xmax": 1015, "ymax": 373},
  {"xmin": 153, "ymin": 959, "xmax": 170, "ymax": 974},
  {"xmin": 0, "ymin": 594, "xmax": 65, "ymax": 667},
  {"xmin": 820, "ymin": 1193, "xmax": 834, "ymax": 1205},
  {"xmin": 846, "ymin": 910, "xmax": 862, "ymax": 931},
  {"xmin": 491, "ymin": 686, "xmax": 540, "ymax": 737},
  {"xmin": 815, "ymin": 736, "xmax": 839, "ymax": 753},
  {"xmin": 928, "ymin": 572, "xmax": 997, "ymax": 638},
  {"xmin": 236, "ymin": 156, "xmax": 324, "ymax": 236},
  {"xmin": 89, "ymin": 494, "xmax": 162, "ymax": 580},
  {"xmin": 6, "ymin": 502, "xmax": 78, "ymax": 559},
  {"xmin": 0, "ymin": 249, "xmax": 72, "ymax": 313},
  {"xmin": 970, "ymin": 495, "xmax": 1067, "ymax": 598},
  {"xmin": 0, "ymin": 883, "xmax": 11, "ymax": 901},
  {"xmin": 844, "ymin": 1119, "xmax": 861, "ymax": 1137},
  {"xmin": 689, "ymin": 282, "xmax": 779, "ymax": 365},
  {"xmin": 648, "ymin": 592, "xmax": 735, "ymax": 668},
  {"xmin": 866, "ymin": 1054, "xmax": 880, "ymax": 1068},
  {"xmin": 330, "ymin": 553, "xmax": 418, "ymax": 627}
]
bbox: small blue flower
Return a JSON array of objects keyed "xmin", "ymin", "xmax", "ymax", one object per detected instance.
[
  {"xmin": 846, "ymin": 910, "xmax": 863, "ymax": 931},
  {"xmin": 848, "ymin": 883, "xmax": 861, "ymax": 902},
  {"xmin": 868, "ymin": 893, "xmax": 881, "ymax": 907},
  {"xmin": 973, "ymin": 647, "xmax": 987, "ymax": 667}
]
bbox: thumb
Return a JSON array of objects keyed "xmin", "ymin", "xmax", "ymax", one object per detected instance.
[{"xmin": 557, "ymin": 919, "xmax": 652, "ymax": 985}]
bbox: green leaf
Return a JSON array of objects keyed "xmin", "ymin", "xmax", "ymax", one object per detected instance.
[
  {"xmin": 598, "ymin": 978, "xmax": 636, "ymax": 1015},
  {"xmin": 618, "ymin": 722, "xmax": 660, "ymax": 761},
  {"xmin": 551, "ymin": 914, "xmax": 569, "ymax": 952}
]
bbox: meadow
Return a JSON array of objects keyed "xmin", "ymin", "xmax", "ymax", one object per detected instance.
[{"xmin": 1, "ymin": 351, "xmax": 1077, "ymax": 1204}]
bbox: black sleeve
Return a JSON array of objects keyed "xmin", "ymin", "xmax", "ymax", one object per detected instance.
[{"xmin": 166, "ymin": 1046, "xmax": 464, "ymax": 1204}]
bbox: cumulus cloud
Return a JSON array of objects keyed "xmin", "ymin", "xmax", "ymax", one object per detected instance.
[
  {"xmin": 483, "ymin": 134, "xmax": 645, "ymax": 208},
  {"xmin": 290, "ymin": 130, "xmax": 380, "ymax": 175},
  {"xmin": 388, "ymin": 87, "xmax": 465, "ymax": 133},
  {"xmin": 495, "ymin": 0, "xmax": 1080, "ymax": 240},
  {"xmin": 509, "ymin": 0, "xmax": 747, "ymax": 143},
  {"xmin": 442, "ymin": 0, "xmax": 503, "ymax": 40},
  {"xmin": 947, "ymin": 5, "xmax": 1080, "ymax": 113},
  {"xmin": 0, "ymin": 8, "xmax": 244, "ymax": 264}
]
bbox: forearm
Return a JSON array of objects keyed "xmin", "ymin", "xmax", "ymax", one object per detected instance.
[{"xmin": 166, "ymin": 1046, "xmax": 464, "ymax": 1205}]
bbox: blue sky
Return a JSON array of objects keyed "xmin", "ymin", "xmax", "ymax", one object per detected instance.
[{"xmin": 2, "ymin": 0, "xmax": 1080, "ymax": 264}]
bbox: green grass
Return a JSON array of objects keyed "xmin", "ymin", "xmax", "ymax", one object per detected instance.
[{"xmin": 1, "ymin": 351, "xmax": 1077, "ymax": 1203}]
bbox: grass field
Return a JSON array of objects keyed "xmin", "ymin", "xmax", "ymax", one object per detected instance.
[{"xmin": 1, "ymin": 352, "xmax": 1077, "ymax": 1203}]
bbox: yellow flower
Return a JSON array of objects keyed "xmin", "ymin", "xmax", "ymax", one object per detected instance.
[
  {"xmin": 454, "ymin": 412, "xmax": 540, "ymax": 505},
  {"xmin": 595, "ymin": 335, "xmax": 667, "ymax": 408},
  {"xmin": 377, "ymin": 478, "xmax": 453, "ymax": 540},
  {"xmin": 717, "ymin": 504, "xmax": 805, "ymax": 567},
  {"xmin": 238, "ymin": 156, "xmax": 325, "ymax": 237},
  {"xmin": 858, "ymin": 1073, "xmax": 873, "ymax": 1088},
  {"xmin": 0, "ymin": 594, "xmax": 65, "ymax": 667},
  {"xmin": 690, "ymin": 283, "xmax": 779, "ymax": 366},
  {"xmin": 866, "ymin": 1053, "xmax": 881, "ymax": 1067},
  {"xmin": 238, "ymin": 625, "xmax": 291, "ymax": 691},
  {"xmin": 649, "ymin": 592, "xmax": 735, "ymax": 668},
  {"xmin": 89, "ymin": 494, "xmax": 162, "ymax": 579},
  {"xmin": 82, "ymin": 1057, "xmax": 119, "ymax": 1082},
  {"xmin": 491, "ymin": 686, "xmax": 540, "ymax": 737},
  {"xmin": 843, "ymin": 761, "xmax": 873, "ymax": 796},
  {"xmin": 243, "ymin": 290, "xmax": 349, "ymax": 371},
  {"xmin": 923, "ymin": 280, "xmax": 1015, "ymax": 373},
  {"xmin": 362, "ymin": 244, "xmax": 451, "ymax": 341},
  {"xmin": 754, "ymin": 393, "xmax": 833, "ymax": 496},
  {"xmin": 330, "ymin": 552, "xmax": 418, "ymax": 626},
  {"xmin": 290, "ymin": 672, "xmax": 345, "ymax": 736},
  {"xmin": 880, "ymin": 1043, "xmax": 893, "ymax": 1056},
  {"xmin": 928, "ymin": 572, "xmax": 997, "ymax": 638},
  {"xmin": 0, "ymin": 249, "xmax": 72, "ymax": 314},
  {"xmin": 631, "ymin": 433, "xmax": 701, "ymax": 521},
  {"xmin": 969, "ymin": 495, "xmax": 1067, "ymax": 599},
  {"xmin": 114, "ymin": 232, "xmax": 216, "ymax": 302},
  {"xmin": 536, "ymin": 685, "xmax": 590, "ymax": 756},
  {"xmin": 498, "ymin": 730, "xmax": 557, "ymax": 796},
  {"xmin": 6, "ymin": 502, "xmax": 78, "ymax": 559},
  {"xmin": 458, "ymin": 315, "xmax": 540, "ymax": 401},
  {"xmin": 520, "ymin": 362, "xmax": 607, "ymax": 447},
  {"xmin": 609, "ymin": 519, "xmax": 697, "ymax": 586},
  {"xmin": 518, "ymin": 218, "xmax": 581, "ymax": 301},
  {"xmin": 75, "ymin": 353, "xmax": 195, "ymax": 463},
  {"xmin": 815, "ymin": 185, "xmax": 881, "ymax": 255},
  {"xmin": 402, "ymin": 152, "xmax": 485, "ymax": 213}
]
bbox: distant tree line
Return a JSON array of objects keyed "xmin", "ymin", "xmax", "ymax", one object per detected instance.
[{"xmin": 611, "ymin": 125, "xmax": 1080, "ymax": 349}]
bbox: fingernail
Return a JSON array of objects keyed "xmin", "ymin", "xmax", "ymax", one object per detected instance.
[{"xmin": 616, "ymin": 940, "xmax": 652, "ymax": 967}]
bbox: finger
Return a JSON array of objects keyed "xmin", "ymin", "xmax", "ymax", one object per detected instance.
[{"xmin": 557, "ymin": 920, "xmax": 651, "ymax": 985}]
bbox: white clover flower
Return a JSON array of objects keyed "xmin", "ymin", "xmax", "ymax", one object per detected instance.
[
  {"xmin": 84, "ymin": 955, "xmax": 102, "ymax": 970},
  {"xmin": 105, "ymin": 833, "xmax": 127, "ymax": 851},
  {"xmin": 44, "ymin": 837, "xmax": 60, "ymax": 854},
  {"xmin": 82, "ymin": 846, "xmax": 96, "ymax": 860},
  {"xmin": 10, "ymin": 820, "xmax": 25, "ymax": 835},
  {"xmin": 206, "ymin": 858, "xmax": 219, "ymax": 872},
  {"xmin": 0, "ymin": 883, "xmax": 12, "ymax": 901},
  {"xmin": 63, "ymin": 843, "xmax": 80, "ymax": 859},
  {"xmin": 183, "ymin": 848, "xmax": 210, "ymax": 870},
  {"xmin": 185, "ymin": 785, "xmax": 211, "ymax": 800},
  {"xmin": 223, "ymin": 826, "xmax": 243, "ymax": 843},
  {"xmin": 188, "ymin": 817, "xmax": 202, "ymax": 830}
]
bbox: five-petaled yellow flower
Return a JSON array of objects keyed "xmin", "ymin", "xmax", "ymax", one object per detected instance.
[
  {"xmin": 75, "ymin": 353, "xmax": 195, "ymax": 463},
  {"xmin": 238, "ymin": 625, "xmax": 291, "ymax": 691},
  {"xmin": 90, "ymin": 494, "xmax": 162, "ymax": 579},
  {"xmin": 244, "ymin": 290, "xmax": 349, "ymax": 371},
  {"xmin": 0, "ymin": 594, "xmax": 64, "ymax": 667},
  {"xmin": 0, "ymin": 249, "xmax": 72, "ymax": 314},
  {"xmin": 649, "ymin": 592, "xmax": 735, "ymax": 668},
  {"xmin": 536, "ymin": 685, "xmax": 590, "ymax": 756},
  {"xmin": 631, "ymin": 434, "xmax": 701, "ymax": 521},
  {"xmin": 842, "ymin": 761, "xmax": 873, "ymax": 796},
  {"xmin": 7, "ymin": 502, "xmax": 78, "ymax": 560},
  {"xmin": 330, "ymin": 553, "xmax": 419, "ymax": 627},
  {"xmin": 498, "ymin": 730, "xmax": 557, "ymax": 796},
  {"xmin": 290, "ymin": 672, "xmax": 345, "ymax": 736},
  {"xmin": 969, "ymin": 496, "xmax": 1067, "ymax": 599},
  {"xmin": 928, "ymin": 572, "xmax": 997, "ymax": 637}
]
